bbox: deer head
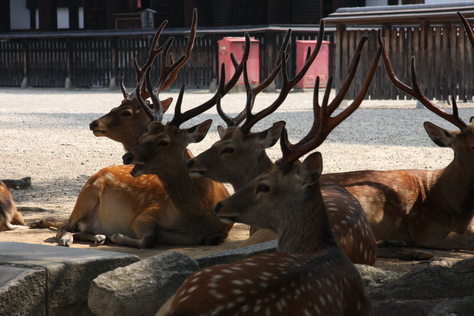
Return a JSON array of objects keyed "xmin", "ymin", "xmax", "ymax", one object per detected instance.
[
  {"xmin": 379, "ymin": 13, "xmax": 474, "ymax": 171},
  {"xmin": 213, "ymin": 41, "xmax": 382, "ymax": 252},
  {"xmin": 122, "ymin": 32, "xmax": 251, "ymax": 177},
  {"xmin": 186, "ymin": 22, "xmax": 329, "ymax": 190},
  {"xmin": 89, "ymin": 9, "xmax": 197, "ymax": 152}
]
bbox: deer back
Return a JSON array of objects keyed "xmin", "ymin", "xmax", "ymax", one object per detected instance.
[{"xmin": 157, "ymin": 251, "xmax": 371, "ymax": 316}]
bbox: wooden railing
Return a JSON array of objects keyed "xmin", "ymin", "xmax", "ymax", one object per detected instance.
[
  {"xmin": 326, "ymin": 4, "xmax": 474, "ymax": 101},
  {"xmin": 0, "ymin": 27, "xmax": 332, "ymax": 91}
]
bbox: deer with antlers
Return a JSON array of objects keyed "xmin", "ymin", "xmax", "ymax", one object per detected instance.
[
  {"xmin": 53, "ymin": 32, "xmax": 250, "ymax": 248},
  {"xmin": 320, "ymin": 12, "xmax": 474, "ymax": 251},
  {"xmin": 186, "ymin": 25, "xmax": 379, "ymax": 265},
  {"xmin": 156, "ymin": 44, "xmax": 380, "ymax": 316},
  {"xmin": 89, "ymin": 10, "xmax": 197, "ymax": 152}
]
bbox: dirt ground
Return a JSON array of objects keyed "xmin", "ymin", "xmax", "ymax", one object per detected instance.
[{"xmin": 1, "ymin": 88, "xmax": 474, "ymax": 276}]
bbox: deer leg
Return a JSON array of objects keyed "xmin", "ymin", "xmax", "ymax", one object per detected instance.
[
  {"xmin": 110, "ymin": 218, "xmax": 157, "ymax": 249},
  {"xmin": 29, "ymin": 217, "xmax": 66, "ymax": 230},
  {"xmin": 409, "ymin": 220, "xmax": 474, "ymax": 250},
  {"xmin": 203, "ymin": 232, "xmax": 225, "ymax": 245},
  {"xmin": 72, "ymin": 231, "xmax": 107, "ymax": 246}
]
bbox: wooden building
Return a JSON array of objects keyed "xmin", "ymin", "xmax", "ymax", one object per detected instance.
[{"xmin": 0, "ymin": 0, "xmax": 423, "ymax": 32}]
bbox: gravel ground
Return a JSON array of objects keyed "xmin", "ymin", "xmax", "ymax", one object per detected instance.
[
  {"xmin": 1, "ymin": 87, "xmax": 469, "ymax": 213},
  {"xmin": 1, "ymin": 87, "xmax": 474, "ymax": 269}
]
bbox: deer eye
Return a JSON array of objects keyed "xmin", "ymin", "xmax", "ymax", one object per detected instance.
[
  {"xmin": 122, "ymin": 110, "xmax": 132, "ymax": 117},
  {"xmin": 256, "ymin": 184, "xmax": 270, "ymax": 194},
  {"xmin": 221, "ymin": 147, "xmax": 235, "ymax": 155},
  {"xmin": 157, "ymin": 140, "xmax": 169, "ymax": 147}
]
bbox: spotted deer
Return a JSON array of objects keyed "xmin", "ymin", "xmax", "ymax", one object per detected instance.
[
  {"xmin": 156, "ymin": 50, "xmax": 378, "ymax": 315},
  {"xmin": 54, "ymin": 34, "xmax": 250, "ymax": 248},
  {"xmin": 89, "ymin": 9, "xmax": 197, "ymax": 152},
  {"xmin": 186, "ymin": 29, "xmax": 380, "ymax": 264},
  {"xmin": 320, "ymin": 13, "xmax": 474, "ymax": 251},
  {"xmin": 0, "ymin": 181, "xmax": 27, "ymax": 231}
]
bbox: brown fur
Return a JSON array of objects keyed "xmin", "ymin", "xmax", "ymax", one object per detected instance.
[
  {"xmin": 189, "ymin": 124, "xmax": 377, "ymax": 265},
  {"xmin": 320, "ymin": 123, "xmax": 474, "ymax": 250},
  {"xmin": 0, "ymin": 181, "xmax": 27, "ymax": 231},
  {"xmin": 157, "ymin": 153, "xmax": 371, "ymax": 315}
]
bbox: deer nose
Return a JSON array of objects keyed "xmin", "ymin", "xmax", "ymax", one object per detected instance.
[
  {"xmin": 89, "ymin": 120, "xmax": 98, "ymax": 130},
  {"xmin": 213, "ymin": 202, "xmax": 222, "ymax": 215},
  {"xmin": 122, "ymin": 152, "xmax": 134, "ymax": 165},
  {"xmin": 185, "ymin": 159, "xmax": 195, "ymax": 170}
]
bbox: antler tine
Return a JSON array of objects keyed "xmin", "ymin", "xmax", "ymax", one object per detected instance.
[
  {"xmin": 121, "ymin": 20, "xmax": 169, "ymax": 99},
  {"xmin": 327, "ymin": 36, "xmax": 368, "ymax": 115},
  {"xmin": 167, "ymin": 34, "xmax": 251, "ymax": 128},
  {"xmin": 135, "ymin": 69, "xmax": 161, "ymax": 122},
  {"xmin": 160, "ymin": 8, "xmax": 198, "ymax": 92},
  {"xmin": 239, "ymin": 20, "xmax": 326, "ymax": 134},
  {"xmin": 278, "ymin": 41, "xmax": 382, "ymax": 168},
  {"xmin": 458, "ymin": 12, "xmax": 474, "ymax": 50},
  {"xmin": 378, "ymin": 30, "xmax": 468, "ymax": 130},
  {"xmin": 217, "ymin": 30, "xmax": 292, "ymax": 128}
]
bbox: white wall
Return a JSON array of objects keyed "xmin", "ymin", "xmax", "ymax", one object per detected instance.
[
  {"xmin": 9, "ymin": 0, "xmax": 84, "ymax": 30},
  {"xmin": 57, "ymin": 8, "xmax": 69, "ymax": 29}
]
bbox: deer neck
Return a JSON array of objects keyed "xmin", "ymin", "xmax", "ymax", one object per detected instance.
[
  {"xmin": 428, "ymin": 159, "xmax": 474, "ymax": 213},
  {"xmin": 156, "ymin": 150, "xmax": 217, "ymax": 212},
  {"xmin": 276, "ymin": 183, "xmax": 338, "ymax": 254},
  {"xmin": 232, "ymin": 152, "xmax": 274, "ymax": 191}
]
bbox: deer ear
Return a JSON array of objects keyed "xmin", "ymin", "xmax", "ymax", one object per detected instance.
[
  {"xmin": 161, "ymin": 97, "xmax": 173, "ymax": 113},
  {"xmin": 300, "ymin": 152, "xmax": 323, "ymax": 186},
  {"xmin": 257, "ymin": 121, "xmax": 286, "ymax": 148},
  {"xmin": 217, "ymin": 125, "xmax": 227, "ymax": 139},
  {"xmin": 187, "ymin": 119, "xmax": 213, "ymax": 143},
  {"xmin": 424, "ymin": 121, "xmax": 456, "ymax": 148}
]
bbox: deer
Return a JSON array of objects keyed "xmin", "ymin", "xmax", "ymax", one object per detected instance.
[
  {"xmin": 185, "ymin": 27, "xmax": 383, "ymax": 264},
  {"xmin": 89, "ymin": 9, "xmax": 197, "ymax": 152},
  {"xmin": 0, "ymin": 181, "xmax": 28, "ymax": 231},
  {"xmin": 156, "ymin": 48, "xmax": 378, "ymax": 315},
  {"xmin": 319, "ymin": 12, "xmax": 474, "ymax": 251},
  {"xmin": 53, "ymin": 32, "xmax": 250, "ymax": 248}
]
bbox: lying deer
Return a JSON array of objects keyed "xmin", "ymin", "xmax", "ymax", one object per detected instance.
[
  {"xmin": 54, "ymin": 35, "xmax": 249, "ymax": 248},
  {"xmin": 320, "ymin": 13, "xmax": 474, "ymax": 251},
  {"xmin": 89, "ymin": 9, "xmax": 197, "ymax": 152},
  {"xmin": 156, "ymin": 59, "xmax": 374, "ymax": 315},
  {"xmin": 0, "ymin": 181, "xmax": 28, "ymax": 231},
  {"xmin": 187, "ymin": 28, "xmax": 380, "ymax": 264}
]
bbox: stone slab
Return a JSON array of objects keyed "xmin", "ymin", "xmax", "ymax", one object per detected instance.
[{"xmin": 0, "ymin": 242, "xmax": 139, "ymax": 316}]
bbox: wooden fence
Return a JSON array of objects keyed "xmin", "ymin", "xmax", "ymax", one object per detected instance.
[
  {"xmin": 0, "ymin": 27, "xmax": 332, "ymax": 91},
  {"xmin": 327, "ymin": 4, "xmax": 474, "ymax": 101}
]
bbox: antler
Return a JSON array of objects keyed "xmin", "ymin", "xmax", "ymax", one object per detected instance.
[
  {"xmin": 278, "ymin": 37, "xmax": 382, "ymax": 168},
  {"xmin": 239, "ymin": 20, "xmax": 326, "ymax": 134},
  {"xmin": 136, "ymin": 34, "xmax": 251, "ymax": 126},
  {"xmin": 458, "ymin": 12, "xmax": 474, "ymax": 50},
  {"xmin": 167, "ymin": 34, "xmax": 251, "ymax": 127},
  {"xmin": 121, "ymin": 9, "xmax": 198, "ymax": 101},
  {"xmin": 217, "ymin": 29, "xmax": 292, "ymax": 128},
  {"xmin": 378, "ymin": 30, "xmax": 468, "ymax": 130}
]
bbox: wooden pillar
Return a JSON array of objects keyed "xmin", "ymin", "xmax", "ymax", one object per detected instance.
[
  {"xmin": 0, "ymin": 0, "xmax": 10, "ymax": 32},
  {"xmin": 69, "ymin": 6, "xmax": 79, "ymax": 29},
  {"xmin": 334, "ymin": 22, "xmax": 346, "ymax": 92},
  {"xmin": 38, "ymin": 0, "xmax": 58, "ymax": 31}
]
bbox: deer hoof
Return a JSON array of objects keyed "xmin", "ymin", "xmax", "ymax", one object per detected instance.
[
  {"xmin": 94, "ymin": 235, "xmax": 106, "ymax": 246},
  {"xmin": 110, "ymin": 233, "xmax": 124, "ymax": 244},
  {"xmin": 59, "ymin": 237, "xmax": 72, "ymax": 247},
  {"xmin": 203, "ymin": 232, "xmax": 225, "ymax": 245}
]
